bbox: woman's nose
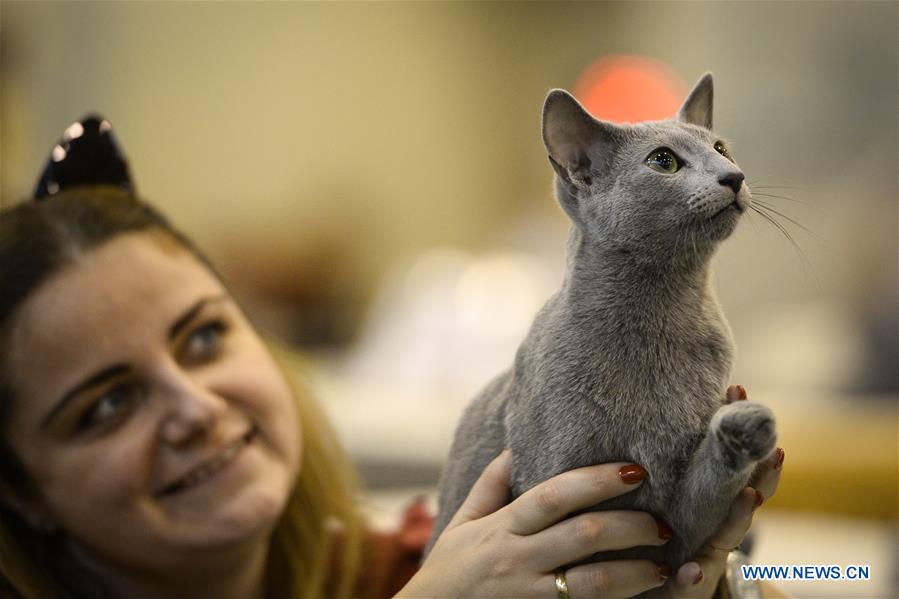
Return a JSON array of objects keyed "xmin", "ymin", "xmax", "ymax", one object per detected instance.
[{"xmin": 157, "ymin": 366, "xmax": 228, "ymax": 447}]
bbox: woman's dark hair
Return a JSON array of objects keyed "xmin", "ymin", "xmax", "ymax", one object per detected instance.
[{"xmin": 0, "ymin": 186, "xmax": 214, "ymax": 597}]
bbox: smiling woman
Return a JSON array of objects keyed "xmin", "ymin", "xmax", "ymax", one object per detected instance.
[{"xmin": 0, "ymin": 188, "xmax": 368, "ymax": 598}]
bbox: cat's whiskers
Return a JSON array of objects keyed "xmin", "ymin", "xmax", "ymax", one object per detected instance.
[
  {"xmin": 744, "ymin": 201, "xmax": 762, "ymax": 236},
  {"xmin": 746, "ymin": 178, "xmax": 804, "ymax": 191},
  {"xmin": 690, "ymin": 225, "xmax": 699, "ymax": 263},
  {"xmin": 746, "ymin": 179, "xmax": 825, "ymax": 213},
  {"xmin": 747, "ymin": 183, "xmax": 803, "ymax": 191},
  {"xmin": 751, "ymin": 199, "xmax": 822, "ymax": 243},
  {"xmin": 747, "ymin": 203, "xmax": 821, "ymax": 289},
  {"xmin": 751, "ymin": 192, "xmax": 823, "ymax": 214}
]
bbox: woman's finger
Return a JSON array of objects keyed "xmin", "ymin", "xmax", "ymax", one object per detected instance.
[
  {"xmin": 524, "ymin": 510, "xmax": 670, "ymax": 570},
  {"xmin": 725, "ymin": 384, "xmax": 748, "ymax": 403},
  {"xmin": 706, "ymin": 486, "xmax": 759, "ymax": 552},
  {"xmin": 446, "ymin": 449, "xmax": 513, "ymax": 529},
  {"xmin": 670, "ymin": 557, "xmax": 726, "ymax": 598},
  {"xmin": 504, "ymin": 462, "xmax": 647, "ymax": 536},
  {"xmin": 750, "ymin": 446, "xmax": 784, "ymax": 500},
  {"xmin": 549, "ymin": 559, "xmax": 668, "ymax": 599}
]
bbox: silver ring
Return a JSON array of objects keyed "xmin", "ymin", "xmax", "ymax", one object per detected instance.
[{"xmin": 554, "ymin": 568, "xmax": 570, "ymax": 599}]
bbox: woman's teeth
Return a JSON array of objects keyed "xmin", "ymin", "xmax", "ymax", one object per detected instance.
[{"xmin": 164, "ymin": 432, "xmax": 252, "ymax": 494}]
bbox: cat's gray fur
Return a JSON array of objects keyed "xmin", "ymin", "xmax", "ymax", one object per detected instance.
[{"xmin": 425, "ymin": 74, "xmax": 776, "ymax": 574}]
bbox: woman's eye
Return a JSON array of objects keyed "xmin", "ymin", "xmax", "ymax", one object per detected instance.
[
  {"xmin": 182, "ymin": 320, "xmax": 226, "ymax": 360},
  {"xmin": 78, "ymin": 386, "xmax": 134, "ymax": 431},
  {"xmin": 714, "ymin": 141, "xmax": 734, "ymax": 162},
  {"xmin": 645, "ymin": 148, "xmax": 680, "ymax": 173}
]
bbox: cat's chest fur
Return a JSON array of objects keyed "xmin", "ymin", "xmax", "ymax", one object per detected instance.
[{"xmin": 504, "ymin": 281, "xmax": 735, "ymax": 508}]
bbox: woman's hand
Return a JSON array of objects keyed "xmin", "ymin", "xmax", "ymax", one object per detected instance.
[
  {"xmin": 664, "ymin": 444, "xmax": 785, "ymax": 599},
  {"xmin": 397, "ymin": 451, "xmax": 672, "ymax": 598}
]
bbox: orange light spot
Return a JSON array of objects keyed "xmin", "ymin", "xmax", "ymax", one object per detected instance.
[{"xmin": 573, "ymin": 55, "xmax": 687, "ymax": 123}]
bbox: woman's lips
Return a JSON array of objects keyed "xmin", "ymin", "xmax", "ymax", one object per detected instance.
[{"xmin": 158, "ymin": 428, "xmax": 256, "ymax": 496}]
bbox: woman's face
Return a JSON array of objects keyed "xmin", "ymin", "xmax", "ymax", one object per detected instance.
[{"xmin": 3, "ymin": 232, "xmax": 301, "ymax": 570}]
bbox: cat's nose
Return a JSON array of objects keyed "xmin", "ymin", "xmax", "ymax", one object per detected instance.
[{"xmin": 718, "ymin": 172, "xmax": 745, "ymax": 194}]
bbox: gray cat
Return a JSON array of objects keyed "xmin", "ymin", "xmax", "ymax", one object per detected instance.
[{"xmin": 426, "ymin": 73, "xmax": 776, "ymax": 575}]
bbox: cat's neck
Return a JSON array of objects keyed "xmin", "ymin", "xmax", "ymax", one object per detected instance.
[{"xmin": 559, "ymin": 227, "xmax": 718, "ymax": 322}]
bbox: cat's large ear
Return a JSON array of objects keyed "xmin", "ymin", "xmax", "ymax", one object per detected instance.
[
  {"xmin": 542, "ymin": 89, "xmax": 616, "ymax": 187},
  {"xmin": 678, "ymin": 73, "xmax": 714, "ymax": 129}
]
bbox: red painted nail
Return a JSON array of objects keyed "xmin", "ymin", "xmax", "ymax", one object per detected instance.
[
  {"xmin": 693, "ymin": 570, "xmax": 704, "ymax": 585},
  {"xmin": 737, "ymin": 385, "xmax": 747, "ymax": 400},
  {"xmin": 657, "ymin": 563, "xmax": 673, "ymax": 579},
  {"xmin": 656, "ymin": 519, "xmax": 673, "ymax": 540},
  {"xmin": 752, "ymin": 489, "xmax": 764, "ymax": 510},
  {"xmin": 774, "ymin": 447, "xmax": 785, "ymax": 470},
  {"xmin": 619, "ymin": 464, "xmax": 647, "ymax": 484}
]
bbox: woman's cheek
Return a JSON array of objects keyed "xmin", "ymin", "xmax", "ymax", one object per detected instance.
[
  {"xmin": 221, "ymin": 347, "xmax": 302, "ymax": 478},
  {"xmin": 47, "ymin": 441, "xmax": 151, "ymax": 528},
  {"xmin": 256, "ymin": 363, "xmax": 302, "ymax": 479}
]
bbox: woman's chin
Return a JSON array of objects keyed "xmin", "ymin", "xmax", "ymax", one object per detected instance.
[
  {"xmin": 157, "ymin": 484, "xmax": 289, "ymax": 552},
  {"xmin": 153, "ymin": 445, "xmax": 293, "ymax": 549}
]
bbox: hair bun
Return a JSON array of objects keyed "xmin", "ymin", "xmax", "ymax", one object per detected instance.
[{"xmin": 33, "ymin": 114, "xmax": 135, "ymax": 200}]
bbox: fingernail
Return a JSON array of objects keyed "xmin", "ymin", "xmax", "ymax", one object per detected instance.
[
  {"xmin": 774, "ymin": 447, "xmax": 785, "ymax": 470},
  {"xmin": 737, "ymin": 384, "xmax": 747, "ymax": 400},
  {"xmin": 752, "ymin": 488, "xmax": 764, "ymax": 511},
  {"xmin": 726, "ymin": 385, "xmax": 739, "ymax": 401},
  {"xmin": 619, "ymin": 464, "xmax": 647, "ymax": 484},
  {"xmin": 656, "ymin": 518, "xmax": 673, "ymax": 540},
  {"xmin": 657, "ymin": 563, "xmax": 673, "ymax": 579},
  {"xmin": 693, "ymin": 570, "xmax": 704, "ymax": 585}
]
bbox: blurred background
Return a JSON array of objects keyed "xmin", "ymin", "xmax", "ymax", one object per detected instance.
[{"xmin": 1, "ymin": 2, "xmax": 896, "ymax": 596}]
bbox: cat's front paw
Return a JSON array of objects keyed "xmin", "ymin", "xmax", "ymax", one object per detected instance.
[{"xmin": 712, "ymin": 401, "xmax": 777, "ymax": 465}]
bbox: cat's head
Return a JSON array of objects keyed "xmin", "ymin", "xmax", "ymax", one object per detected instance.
[{"xmin": 542, "ymin": 73, "xmax": 750, "ymax": 264}]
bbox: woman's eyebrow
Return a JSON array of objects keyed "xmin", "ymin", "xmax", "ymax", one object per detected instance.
[
  {"xmin": 40, "ymin": 294, "xmax": 230, "ymax": 431},
  {"xmin": 168, "ymin": 294, "xmax": 228, "ymax": 341}
]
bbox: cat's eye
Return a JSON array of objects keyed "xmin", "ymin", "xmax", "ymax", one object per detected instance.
[
  {"xmin": 645, "ymin": 148, "xmax": 680, "ymax": 174},
  {"xmin": 714, "ymin": 141, "xmax": 734, "ymax": 162}
]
